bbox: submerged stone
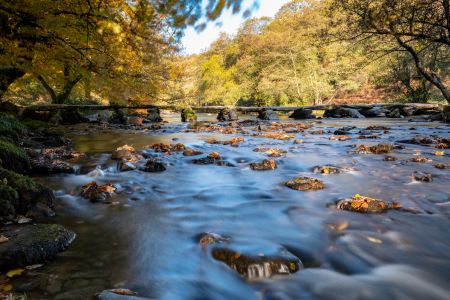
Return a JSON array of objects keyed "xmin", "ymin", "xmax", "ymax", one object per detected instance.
[
  {"xmin": 285, "ymin": 177, "xmax": 325, "ymax": 191},
  {"xmin": 142, "ymin": 159, "xmax": 166, "ymax": 172},
  {"xmin": 198, "ymin": 232, "xmax": 230, "ymax": 246},
  {"xmin": 80, "ymin": 182, "xmax": 116, "ymax": 202},
  {"xmin": 410, "ymin": 156, "xmax": 432, "ymax": 163},
  {"xmin": 0, "ymin": 224, "xmax": 75, "ymax": 271},
  {"xmin": 117, "ymin": 161, "xmax": 136, "ymax": 172},
  {"xmin": 413, "ymin": 171, "xmax": 432, "ymax": 182},
  {"xmin": 250, "ymin": 159, "xmax": 277, "ymax": 171},
  {"xmin": 384, "ymin": 155, "xmax": 397, "ymax": 161},
  {"xmin": 212, "ymin": 246, "xmax": 302, "ymax": 280},
  {"xmin": 192, "ymin": 152, "xmax": 234, "ymax": 167},
  {"xmin": 253, "ymin": 148, "xmax": 287, "ymax": 157},
  {"xmin": 355, "ymin": 143, "xmax": 393, "ymax": 154},
  {"xmin": 183, "ymin": 148, "xmax": 203, "ymax": 156},
  {"xmin": 336, "ymin": 195, "xmax": 401, "ymax": 213},
  {"xmin": 313, "ymin": 165, "xmax": 341, "ymax": 174}
]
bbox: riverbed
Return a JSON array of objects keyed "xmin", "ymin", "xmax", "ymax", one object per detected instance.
[{"xmin": 13, "ymin": 116, "xmax": 450, "ymax": 300}]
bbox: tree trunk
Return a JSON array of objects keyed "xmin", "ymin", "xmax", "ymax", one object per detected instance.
[
  {"xmin": 37, "ymin": 74, "xmax": 82, "ymax": 104},
  {"xmin": 395, "ymin": 36, "xmax": 450, "ymax": 103},
  {"xmin": 0, "ymin": 67, "xmax": 25, "ymax": 100}
]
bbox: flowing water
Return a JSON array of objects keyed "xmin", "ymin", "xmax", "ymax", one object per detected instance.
[{"xmin": 13, "ymin": 115, "xmax": 450, "ymax": 300}]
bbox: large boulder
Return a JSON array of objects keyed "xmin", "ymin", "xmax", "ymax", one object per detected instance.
[
  {"xmin": 324, "ymin": 107, "xmax": 365, "ymax": 118},
  {"xmin": 109, "ymin": 108, "xmax": 127, "ymax": 124},
  {"xmin": 0, "ymin": 167, "xmax": 55, "ymax": 222},
  {"xmin": 217, "ymin": 108, "xmax": 238, "ymax": 121},
  {"xmin": 289, "ymin": 108, "xmax": 313, "ymax": 119},
  {"xmin": 0, "ymin": 224, "xmax": 75, "ymax": 271},
  {"xmin": 181, "ymin": 108, "xmax": 197, "ymax": 122},
  {"xmin": 258, "ymin": 109, "xmax": 279, "ymax": 120},
  {"xmin": 49, "ymin": 109, "xmax": 88, "ymax": 125},
  {"xmin": 360, "ymin": 106, "xmax": 386, "ymax": 117},
  {"xmin": 146, "ymin": 107, "xmax": 162, "ymax": 123}
]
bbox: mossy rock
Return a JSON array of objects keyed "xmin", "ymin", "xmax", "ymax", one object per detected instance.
[
  {"xmin": 285, "ymin": 177, "xmax": 325, "ymax": 191},
  {"xmin": 109, "ymin": 108, "xmax": 127, "ymax": 124},
  {"xmin": 181, "ymin": 108, "xmax": 197, "ymax": 122},
  {"xmin": 0, "ymin": 167, "xmax": 54, "ymax": 218},
  {"xmin": 0, "ymin": 184, "xmax": 19, "ymax": 222},
  {"xmin": 0, "ymin": 224, "xmax": 75, "ymax": 271},
  {"xmin": 0, "ymin": 139, "xmax": 31, "ymax": 174},
  {"xmin": 0, "ymin": 112, "xmax": 28, "ymax": 143},
  {"xmin": 21, "ymin": 119, "xmax": 49, "ymax": 132}
]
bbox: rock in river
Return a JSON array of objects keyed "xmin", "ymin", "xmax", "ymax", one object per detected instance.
[
  {"xmin": 142, "ymin": 159, "xmax": 166, "ymax": 172},
  {"xmin": 336, "ymin": 194, "xmax": 401, "ymax": 213},
  {"xmin": 212, "ymin": 245, "xmax": 302, "ymax": 280},
  {"xmin": 0, "ymin": 224, "xmax": 75, "ymax": 271},
  {"xmin": 413, "ymin": 171, "xmax": 432, "ymax": 182},
  {"xmin": 250, "ymin": 159, "xmax": 277, "ymax": 171},
  {"xmin": 285, "ymin": 177, "xmax": 325, "ymax": 191}
]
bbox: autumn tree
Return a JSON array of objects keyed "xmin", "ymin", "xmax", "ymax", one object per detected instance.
[{"xmin": 329, "ymin": 0, "xmax": 450, "ymax": 103}]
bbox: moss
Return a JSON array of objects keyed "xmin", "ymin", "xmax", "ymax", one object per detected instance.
[
  {"xmin": 0, "ymin": 139, "xmax": 31, "ymax": 174},
  {"xmin": 22, "ymin": 119, "xmax": 49, "ymax": 131},
  {"xmin": 0, "ymin": 112, "xmax": 28, "ymax": 143},
  {"xmin": 0, "ymin": 184, "xmax": 18, "ymax": 220}
]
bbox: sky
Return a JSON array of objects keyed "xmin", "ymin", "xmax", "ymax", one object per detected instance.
[{"xmin": 181, "ymin": 0, "xmax": 291, "ymax": 55}]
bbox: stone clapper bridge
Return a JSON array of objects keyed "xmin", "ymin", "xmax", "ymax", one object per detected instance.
[{"xmin": 15, "ymin": 103, "xmax": 448, "ymax": 121}]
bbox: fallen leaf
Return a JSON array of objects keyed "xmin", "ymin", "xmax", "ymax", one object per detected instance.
[
  {"xmin": 6, "ymin": 269, "xmax": 25, "ymax": 278},
  {"xmin": 366, "ymin": 237, "xmax": 382, "ymax": 244},
  {"xmin": 1, "ymin": 284, "xmax": 12, "ymax": 292}
]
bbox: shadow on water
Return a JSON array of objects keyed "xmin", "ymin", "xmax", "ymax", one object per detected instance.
[{"xmin": 17, "ymin": 116, "xmax": 450, "ymax": 299}]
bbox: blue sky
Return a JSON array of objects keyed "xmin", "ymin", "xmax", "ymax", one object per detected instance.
[{"xmin": 181, "ymin": 0, "xmax": 291, "ymax": 55}]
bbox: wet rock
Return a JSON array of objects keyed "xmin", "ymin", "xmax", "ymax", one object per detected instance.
[
  {"xmin": 0, "ymin": 224, "xmax": 75, "ymax": 271},
  {"xmin": 310, "ymin": 129, "xmax": 325, "ymax": 135},
  {"xmin": 324, "ymin": 107, "xmax": 365, "ymax": 118},
  {"xmin": 313, "ymin": 165, "xmax": 341, "ymax": 174},
  {"xmin": 336, "ymin": 194, "xmax": 401, "ymax": 213},
  {"xmin": 365, "ymin": 125, "xmax": 390, "ymax": 131},
  {"xmin": 127, "ymin": 116, "xmax": 144, "ymax": 126},
  {"xmin": 148, "ymin": 143, "xmax": 185, "ymax": 154},
  {"xmin": 258, "ymin": 109, "xmax": 279, "ymax": 120},
  {"xmin": 329, "ymin": 135, "xmax": 351, "ymax": 141},
  {"xmin": 410, "ymin": 156, "xmax": 432, "ymax": 163},
  {"xmin": 334, "ymin": 126, "xmax": 356, "ymax": 135},
  {"xmin": 111, "ymin": 145, "xmax": 135, "ymax": 161},
  {"xmin": 211, "ymin": 246, "xmax": 302, "ymax": 279},
  {"xmin": 387, "ymin": 108, "xmax": 402, "ymax": 118},
  {"xmin": 142, "ymin": 159, "xmax": 166, "ymax": 172},
  {"xmin": 360, "ymin": 106, "xmax": 386, "ymax": 117},
  {"xmin": 413, "ymin": 171, "xmax": 432, "ymax": 182},
  {"xmin": 253, "ymin": 148, "xmax": 287, "ymax": 157},
  {"xmin": 384, "ymin": 155, "xmax": 397, "ymax": 161},
  {"xmin": 31, "ymin": 158, "xmax": 75, "ymax": 174},
  {"xmin": 355, "ymin": 143, "xmax": 393, "ymax": 154},
  {"xmin": 183, "ymin": 148, "xmax": 203, "ymax": 156},
  {"xmin": 217, "ymin": 108, "xmax": 238, "ymax": 121},
  {"xmin": 117, "ymin": 161, "xmax": 136, "ymax": 172},
  {"xmin": 262, "ymin": 132, "xmax": 295, "ymax": 140},
  {"xmin": 181, "ymin": 108, "xmax": 197, "ymax": 122},
  {"xmin": 80, "ymin": 181, "xmax": 116, "ymax": 202},
  {"xmin": 290, "ymin": 108, "xmax": 313, "ymax": 119},
  {"xmin": 198, "ymin": 232, "xmax": 230, "ymax": 246},
  {"xmin": 434, "ymin": 163, "xmax": 448, "ymax": 169},
  {"xmin": 146, "ymin": 107, "xmax": 162, "ymax": 123},
  {"xmin": 250, "ymin": 159, "xmax": 277, "ymax": 171},
  {"xmin": 294, "ymin": 139, "xmax": 304, "ymax": 144},
  {"xmin": 397, "ymin": 136, "xmax": 450, "ymax": 148},
  {"xmin": 192, "ymin": 152, "xmax": 234, "ymax": 167},
  {"xmin": 285, "ymin": 177, "xmax": 325, "ymax": 191},
  {"xmin": 109, "ymin": 109, "xmax": 127, "ymax": 124}
]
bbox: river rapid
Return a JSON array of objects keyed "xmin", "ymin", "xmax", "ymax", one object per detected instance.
[{"xmin": 13, "ymin": 114, "xmax": 450, "ymax": 300}]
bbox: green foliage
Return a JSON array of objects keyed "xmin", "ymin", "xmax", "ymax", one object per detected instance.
[{"xmin": 0, "ymin": 182, "xmax": 19, "ymax": 220}]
